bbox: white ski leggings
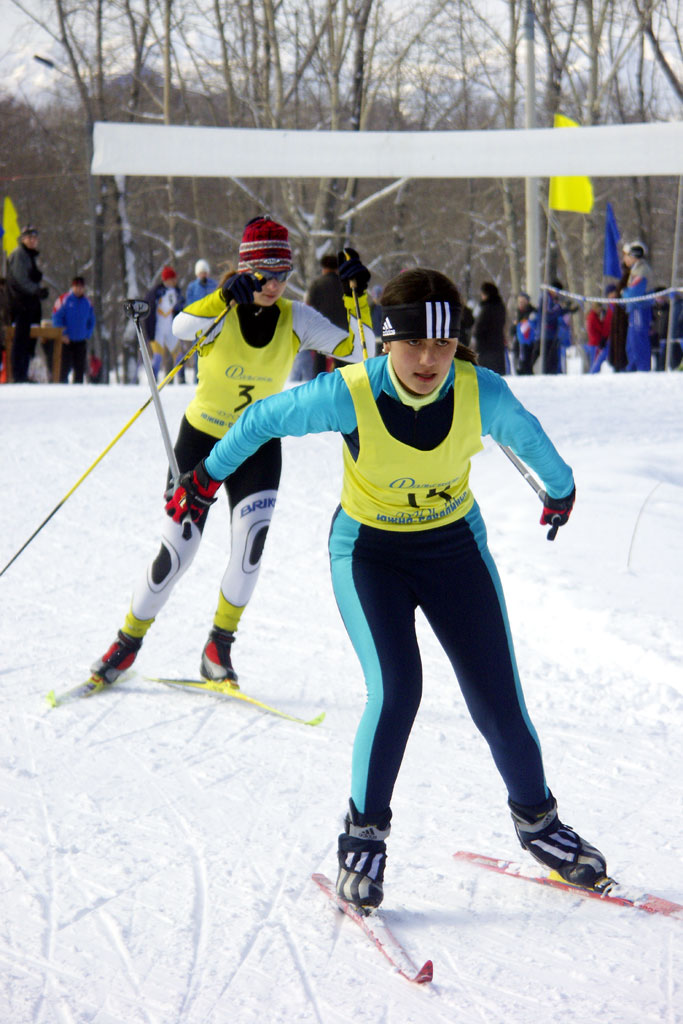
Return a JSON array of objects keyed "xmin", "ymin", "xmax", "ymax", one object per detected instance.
[{"xmin": 130, "ymin": 417, "xmax": 282, "ymax": 624}]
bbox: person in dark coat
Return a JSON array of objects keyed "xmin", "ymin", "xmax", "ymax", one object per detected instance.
[
  {"xmin": 6, "ymin": 225, "xmax": 49, "ymax": 382},
  {"xmin": 473, "ymin": 281, "xmax": 506, "ymax": 375},
  {"xmin": 608, "ymin": 264, "xmax": 630, "ymax": 371},
  {"xmin": 306, "ymin": 253, "xmax": 348, "ymax": 374}
]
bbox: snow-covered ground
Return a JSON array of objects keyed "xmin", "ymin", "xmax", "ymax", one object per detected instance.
[{"xmin": 2, "ymin": 370, "xmax": 682, "ymax": 1023}]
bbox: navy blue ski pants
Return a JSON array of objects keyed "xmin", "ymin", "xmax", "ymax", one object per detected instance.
[{"xmin": 329, "ymin": 502, "xmax": 548, "ymax": 817}]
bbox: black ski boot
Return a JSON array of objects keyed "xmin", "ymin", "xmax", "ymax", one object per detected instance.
[
  {"xmin": 336, "ymin": 799, "xmax": 392, "ymax": 914},
  {"xmin": 509, "ymin": 792, "xmax": 608, "ymax": 889},
  {"xmin": 91, "ymin": 630, "xmax": 142, "ymax": 684},
  {"xmin": 200, "ymin": 626, "xmax": 238, "ymax": 684}
]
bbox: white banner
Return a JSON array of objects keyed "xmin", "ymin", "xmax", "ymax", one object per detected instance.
[{"xmin": 91, "ymin": 121, "xmax": 683, "ymax": 178}]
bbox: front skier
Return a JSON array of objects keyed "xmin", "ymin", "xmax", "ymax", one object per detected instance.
[{"xmin": 166, "ymin": 265, "xmax": 609, "ymax": 912}]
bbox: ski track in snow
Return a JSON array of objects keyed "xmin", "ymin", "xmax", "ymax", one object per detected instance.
[{"xmin": 1, "ymin": 374, "xmax": 683, "ymax": 1023}]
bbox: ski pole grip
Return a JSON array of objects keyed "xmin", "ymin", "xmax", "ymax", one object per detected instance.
[{"xmin": 546, "ymin": 516, "xmax": 561, "ymax": 542}]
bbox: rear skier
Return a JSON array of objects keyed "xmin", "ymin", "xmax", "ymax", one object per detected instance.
[
  {"xmin": 166, "ymin": 265, "xmax": 609, "ymax": 912},
  {"xmin": 91, "ymin": 217, "xmax": 372, "ymax": 686}
]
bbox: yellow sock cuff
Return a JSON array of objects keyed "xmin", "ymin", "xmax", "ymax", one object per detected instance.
[
  {"xmin": 123, "ymin": 609, "xmax": 155, "ymax": 639},
  {"xmin": 214, "ymin": 592, "xmax": 245, "ymax": 633}
]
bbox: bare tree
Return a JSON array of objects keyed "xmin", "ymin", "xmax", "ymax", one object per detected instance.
[{"xmin": 633, "ymin": 0, "xmax": 683, "ymax": 104}]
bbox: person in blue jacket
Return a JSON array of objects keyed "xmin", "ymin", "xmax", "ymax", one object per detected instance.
[
  {"xmin": 51, "ymin": 276, "xmax": 96, "ymax": 383},
  {"xmin": 622, "ymin": 241, "xmax": 653, "ymax": 372},
  {"xmin": 538, "ymin": 281, "xmax": 565, "ymax": 374},
  {"xmin": 185, "ymin": 259, "xmax": 218, "ymax": 305},
  {"xmin": 166, "ymin": 266, "xmax": 609, "ymax": 913}
]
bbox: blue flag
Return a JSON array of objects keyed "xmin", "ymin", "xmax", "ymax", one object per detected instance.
[{"xmin": 603, "ymin": 202, "xmax": 621, "ymax": 278}]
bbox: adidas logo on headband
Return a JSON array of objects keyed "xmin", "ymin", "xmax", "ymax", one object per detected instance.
[{"xmin": 380, "ymin": 300, "xmax": 461, "ymax": 341}]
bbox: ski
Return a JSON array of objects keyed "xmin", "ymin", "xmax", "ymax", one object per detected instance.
[
  {"xmin": 312, "ymin": 872, "xmax": 433, "ymax": 985},
  {"xmin": 46, "ymin": 674, "xmax": 120, "ymax": 707},
  {"xmin": 146, "ymin": 677, "xmax": 325, "ymax": 727},
  {"xmin": 454, "ymin": 851, "xmax": 683, "ymax": 919}
]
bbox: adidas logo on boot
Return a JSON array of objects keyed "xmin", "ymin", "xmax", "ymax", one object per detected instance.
[
  {"xmin": 509, "ymin": 793, "xmax": 608, "ymax": 889},
  {"xmin": 335, "ymin": 800, "xmax": 392, "ymax": 914}
]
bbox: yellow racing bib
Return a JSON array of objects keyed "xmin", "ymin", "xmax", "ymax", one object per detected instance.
[
  {"xmin": 340, "ymin": 360, "xmax": 483, "ymax": 530},
  {"xmin": 185, "ymin": 300, "xmax": 298, "ymax": 439}
]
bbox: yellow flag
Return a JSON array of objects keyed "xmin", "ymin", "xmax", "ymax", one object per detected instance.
[
  {"xmin": 2, "ymin": 196, "xmax": 21, "ymax": 257},
  {"xmin": 548, "ymin": 115, "xmax": 594, "ymax": 214}
]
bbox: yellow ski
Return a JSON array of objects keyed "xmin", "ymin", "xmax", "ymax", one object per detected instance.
[{"xmin": 146, "ymin": 677, "xmax": 325, "ymax": 727}]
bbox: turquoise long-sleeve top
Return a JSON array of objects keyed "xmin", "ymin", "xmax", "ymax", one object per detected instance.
[{"xmin": 205, "ymin": 356, "xmax": 574, "ymax": 500}]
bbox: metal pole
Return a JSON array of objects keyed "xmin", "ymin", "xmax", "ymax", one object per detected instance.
[
  {"xmin": 538, "ymin": 213, "xmax": 552, "ymax": 372},
  {"xmin": 124, "ymin": 300, "xmax": 182, "ymax": 483},
  {"xmin": 524, "ymin": 0, "xmax": 540, "ymax": 305},
  {"xmin": 498, "ymin": 443, "xmax": 563, "ymax": 541},
  {"xmin": 0, "ymin": 307, "xmax": 228, "ymax": 578},
  {"xmin": 351, "ymin": 283, "xmax": 369, "ymax": 360},
  {"xmin": 124, "ymin": 299, "xmax": 192, "ymax": 538},
  {"xmin": 665, "ymin": 174, "xmax": 682, "ymax": 371}
]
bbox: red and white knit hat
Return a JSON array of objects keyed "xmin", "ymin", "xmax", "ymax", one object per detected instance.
[{"xmin": 237, "ymin": 216, "xmax": 292, "ymax": 273}]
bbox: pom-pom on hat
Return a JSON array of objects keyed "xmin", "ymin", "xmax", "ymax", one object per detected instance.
[
  {"xmin": 238, "ymin": 215, "xmax": 292, "ymax": 273},
  {"xmin": 161, "ymin": 265, "xmax": 177, "ymax": 282}
]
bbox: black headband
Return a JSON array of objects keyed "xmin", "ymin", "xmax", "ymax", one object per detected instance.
[{"xmin": 380, "ymin": 301, "xmax": 462, "ymax": 341}]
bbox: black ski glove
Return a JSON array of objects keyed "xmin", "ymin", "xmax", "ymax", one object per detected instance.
[
  {"xmin": 337, "ymin": 248, "xmax": 370, "ymax": 297},
  {"xmin": 220, "ymin": 272, "xmax": 263, "ymax": 306},
  {"xmin": 165, "ymin": 460, "xmax": 222, "ymax": 524},
  {"xmin": 540, "ymin": 486, "xmax": 576, "ymax": 541}
]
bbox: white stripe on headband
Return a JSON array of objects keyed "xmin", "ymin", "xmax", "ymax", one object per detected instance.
[{"xmin": 382, "ymin": 300, "xmax": 460, "ymax": 341}]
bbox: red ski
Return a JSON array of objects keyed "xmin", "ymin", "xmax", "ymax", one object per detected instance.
[
  {"xmin": 312, "ymin": 873, "xmax": 433, "ymax": 984},
  {"xmin": 454, "ymin": 851, "xmax": 683, "ymax": 919}
]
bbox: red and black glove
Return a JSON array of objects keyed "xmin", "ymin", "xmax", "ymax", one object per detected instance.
[
  {"xmin": 540, "ymin": 486, "xmax": 576, "ymax": 541},
  {"xmin": 165, "ymin": 460, "xmax": 222, "ymax": 524}
]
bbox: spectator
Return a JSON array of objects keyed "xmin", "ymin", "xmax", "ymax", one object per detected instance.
[
  {"xmin": 538, "ymin": 281, "xmax": 565, "ymax": 374},
  {"xmin": 51, "ymin": 276, "xmax": 96, "ymax": 383},
  {"xmin": 608, "ymin": 264, "xmax": 630, "ymax": 371},
  {"xmin": 649, "ymin": 287, "xmax": 683, "ymax": 371},
  {"xmin": 0, "ymin": 276, "xmax": 11, "ymax": 382},
  {"xmin": 586, "ymin": 289, "xmax": 615, "ymax": 374},
  {"xmin": 6, "ymin": 225, "xmax": 49, "ymax": 383},
  {"xmin": 459, "ymin": 303, "xmax": 475, "ymax": 349},
  {"xmin": 622, "ymin": 241, "xmax": 653, "ymax": 372},
  {"xmin": 143, "ymin": 266, "xmax": 185, "ymax": 382},
  {"xmin": 306, "ymin": 253, "xmax": 347, "ymax": 373},
  {"xmin": 185, "ymin": 259, "xmax": 217, "ymax": 305},
  {"xmin": 472, "ymin": 281, "xmax": 506, "ymax": 374},
  {"xmin": 513, "ymin": 292, "xmax": 538, "ymax": 375}
]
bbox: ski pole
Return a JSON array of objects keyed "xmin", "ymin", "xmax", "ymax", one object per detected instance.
[
  {"xmin": 497, "ymin": 443, "xmax": 561, "ymax": 541},
  {"xmin": 0, "ymin": 305, "xmax": 229, "ymax": 578},
  {"xmin": 341, "ymin": 251, "xmax": 369, "ymax": 360},
  {"xmin": 351, "ymin": 282, "xmax": 369, "ymax": 361},
  {"xmin": 123, "ymin": 299, "xmax": 192, "ymax": 539}
]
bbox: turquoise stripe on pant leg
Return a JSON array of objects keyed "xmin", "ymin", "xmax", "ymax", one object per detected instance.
[
  {"xmin": 464, "ymin": 503, "xmax": 548, "ymax": 797},
  {"xmin": 329, "ymin": 510, "xmax": 384, "ymax": 815}
]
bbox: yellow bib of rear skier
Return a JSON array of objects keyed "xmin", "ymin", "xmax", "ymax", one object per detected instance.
[{"xmin": 185, "ymin": 300, "xmax": 298, "ymax": 439}]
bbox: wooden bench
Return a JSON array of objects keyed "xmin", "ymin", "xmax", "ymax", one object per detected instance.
[{"xmin": 2, "ymin": 325, "xmax": 65, "ymax": 382}]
